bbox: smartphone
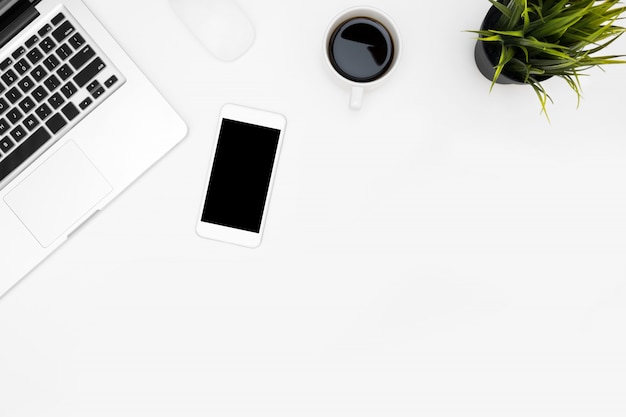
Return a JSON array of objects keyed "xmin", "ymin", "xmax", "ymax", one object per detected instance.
[{"xmin": 196, "ymin": 104, "xmax": 286, "ymax": 248}]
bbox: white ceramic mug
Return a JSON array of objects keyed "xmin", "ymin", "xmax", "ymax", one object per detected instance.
[{"xmin": 324, "ymin": 6, "xmax": 402, "ymax": 110}]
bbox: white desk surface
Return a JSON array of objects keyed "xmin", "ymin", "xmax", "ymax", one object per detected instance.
[{"xmin": 3, "ymin": 0, "xmax": 626, "ymax": 415}]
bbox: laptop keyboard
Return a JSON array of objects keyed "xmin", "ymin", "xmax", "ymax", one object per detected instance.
[{"xmin": 0, "ymin": 7, "xmax": 124, "ymax": 187}]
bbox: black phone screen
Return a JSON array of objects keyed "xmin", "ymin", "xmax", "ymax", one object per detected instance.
[{"xmin": 201, "ymin": 119, "xmax": 281, "ymax": 233}]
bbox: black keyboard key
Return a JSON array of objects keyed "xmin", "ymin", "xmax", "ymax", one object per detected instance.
[
  {"xmin": 0, "ymin": 119, "xmax": 9, "ymax": 134},
  {"xmin": 43, "ymin": 55, "xmax": 60, "ymax": 71},
  {"xmin": 25, "ymin": 35, "xmax": 39, "ymax": 49},
  {"xmin": 1, "ymin": 69, "xmax": 17, "ymax": 86},
  {"xmin": 18, "ymin": 97, "xmax": 35, "ymax": 113},
  {"xmin": 23, "ymin": 114, "xmax": 39, "ymax": 131},
  {"xmin": 51, "ymin": 13, "xmax": 65, "ymax": 26},
  {"xmin": 44, "ymin": 74, "xmax": 60, "ymax": 92},
  {"xmin": 39, "ymin": 36, "xmax": 55, "ymax": 53},
  {"xmin": 6, "ymin": 108, "xmax": 22, "ymax": 124},
  {"xmin": 56, "ymin": 64, "xmax": 73, "ymax": 81},
  {"xmin": 32, "ymin": 86, "xmax": 48, "ymax": 102},
  {"xmin": 87, "ymin": 80, "xmax": 105, "ymax": 99},
  {"xmin": 56, "ymin": 43, "xmax": 72, "ymax": 61},
  {"xmin": 17, "ymin": 76, "xmax": 35, "ymax": 93},
  {"xmin": 86, "ymin": 80, "xmax": 100, "ymax": 92},
  {"xmin": 30, "ymin": 65, "xmax": 47, "ymax": 82},
  {"xmin": 0, "ymin": 127, "xmax": 51, "ymax": 182},
  {"xmin": 79, "ymin": 97, "xmax": 92, "ymax": 110},
  {"xmin": 11, "ymin": 47, "xmax": 25, "ymax": 60},
  {"xmin": 26, "ymin": 48, "xmax": 43, "ymax": 64},
  {"xmin": 6, "ymin": 87, "xmax": 22, "ymax": 104},
  {"xmin": 68, "ymin": 33, "xmax": 85, "ymax": 49},
  {"xmin": 61, "ymin": 102, "xmax": 79, "ymax": 121},
  {"xmin": 0, "ymin": 137, "xmax": 14, "ymax": 153},
  {"xmin": 45, "ymin": 113, "xmax": 66, "ymax": 134},
  {"xmin": 0, "ymin": 81, "xmax": 4, "ymax": 95},
  {"xmin": 10, "ymin": 125, "xmax": 26, "ymax": 142},
  {"xmin": 52, "ymin": 21, "xmax": 75, "ymax": 42},
  {"xmin": 92, "ymin": 86, "xmax": 105, "ymax": 99},
  {"xmin": 38, "ymin": 24, "xmax": 52, "ymax": 37},
  {"xmin": 104, "ymin": 75, "xmax": 119, "ymax": 88},
  {"xmin": 0, "ymin": 98, "xmax": 8, "ymax": 115},
  {"xmin": 0, "ymin": 58, "xmax": 12, "ymax": 71},
  {"xmin": 69, "ymin": 45, "xmax": 95, "ymax": 70},
  {"xmin": 74, "ymin": 57, "xmax": 105, "ymax": 87},
  {"xmin": 14, "ymin": 58, "xmax": 30, "ymax": 75},
  {"xmin": 48, "ymin": 92, "xmax": 64, "ymax": 109},
  {"xmin": 35, "ymin": 103, "xmax": 51, "ymax": 120},
  {"xmin": 61, "ymin": 81, "xmax": 77, "ymax": 98}
]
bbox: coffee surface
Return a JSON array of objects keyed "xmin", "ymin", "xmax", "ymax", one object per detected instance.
[{"xmin": 329, "ymin": 17, "xmax": 394, "ymax": 83}]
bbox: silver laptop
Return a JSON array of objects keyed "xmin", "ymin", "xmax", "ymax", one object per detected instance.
[{"xmin": 0, "ymin": 0, "xmax": 187, "ymax": 296}]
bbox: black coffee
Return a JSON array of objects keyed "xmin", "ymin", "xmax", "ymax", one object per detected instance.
[{"xmin": 329, "ymin": 17, "xmax": 394, "ymax": 83}]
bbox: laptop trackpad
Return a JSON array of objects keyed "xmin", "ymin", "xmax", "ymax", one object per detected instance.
[{"xmin": 4, "ymin": 141, "xmax": 112, "ymax": 248}]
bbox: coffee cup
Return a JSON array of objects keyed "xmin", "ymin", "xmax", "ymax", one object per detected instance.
[{"xmin": 324, "ymin": 7, "xmax": 402, "ymax": 110}]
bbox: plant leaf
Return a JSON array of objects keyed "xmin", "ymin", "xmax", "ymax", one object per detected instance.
[{"xmin": 468, "ymin": 0, "xmax": 626, "ymax": 118}]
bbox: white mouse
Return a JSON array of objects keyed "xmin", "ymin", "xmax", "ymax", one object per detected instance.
[{"xmin": 170, "ymin": 0, "xmax": 256, "ymax": 62}]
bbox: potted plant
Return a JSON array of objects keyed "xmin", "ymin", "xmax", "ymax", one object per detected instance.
[{"xmin": 471, "ymin": 0, "xmax": 626, "ymax": 119}]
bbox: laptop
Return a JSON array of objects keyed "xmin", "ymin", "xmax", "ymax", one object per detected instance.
[{"xmin": 0, "ymin": 0, "xmax": 187, "ymax": 297}]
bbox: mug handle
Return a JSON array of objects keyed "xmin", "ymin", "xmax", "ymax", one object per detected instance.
[{"xmin": 350, "ymin": 86, "xmax": 364, "ymax": 110}]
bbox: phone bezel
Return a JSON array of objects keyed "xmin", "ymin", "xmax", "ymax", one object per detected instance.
[{"xmin": 196, "ymin": 104, "xmax": 286, "ymax": 248}]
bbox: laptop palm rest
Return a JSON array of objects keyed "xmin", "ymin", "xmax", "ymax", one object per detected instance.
[{"xmin": 4, "ymin": 140, "xmax": 112, "ymax": 248}]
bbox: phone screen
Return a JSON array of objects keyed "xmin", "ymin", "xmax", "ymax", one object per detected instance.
[{"xmin": 201, "ymin": 119, "xmax": 281, "ymax": 233}]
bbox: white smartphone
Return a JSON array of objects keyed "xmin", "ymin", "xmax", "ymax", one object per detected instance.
[{"xmin": 196, "ymin": 104, "xmax": 287, "ymax": 248}]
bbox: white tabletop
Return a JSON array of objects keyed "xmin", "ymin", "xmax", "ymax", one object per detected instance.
[{"xmin": 3, "ymin": 0, "xmax": 626, "ymax": 415}]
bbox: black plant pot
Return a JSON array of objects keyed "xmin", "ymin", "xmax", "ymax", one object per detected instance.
[{"xmin": 474, "ymin": 3, "xmax": 551, "ymax": 84}]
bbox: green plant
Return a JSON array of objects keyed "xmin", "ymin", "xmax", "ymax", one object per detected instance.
[{"xmin": 471, "ymin": 0, "xmax": 626, "ymax": 118}]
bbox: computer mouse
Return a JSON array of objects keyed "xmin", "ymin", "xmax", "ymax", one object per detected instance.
[{"xmin": 169, "ymin": 0, "xmax": 256, "ymax": 62}]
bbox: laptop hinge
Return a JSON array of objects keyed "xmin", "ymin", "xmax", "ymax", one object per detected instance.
[{"xmin": 0, "ymin": 0, "xmax": 42, "ymax": 49}]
